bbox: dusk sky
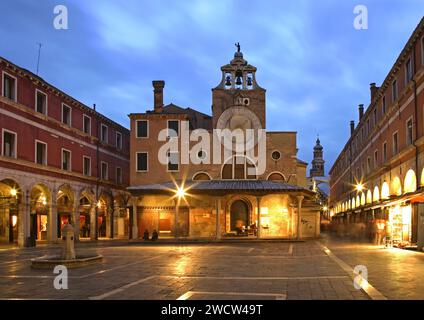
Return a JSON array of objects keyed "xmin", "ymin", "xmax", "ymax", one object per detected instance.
[{"xmin": 1, "ymin": 1, "xmax": 423, "ymax": 173}]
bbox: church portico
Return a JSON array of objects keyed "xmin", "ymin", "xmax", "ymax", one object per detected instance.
[{"xmin": 129, "ymin": 180, "xmax": 316, "ymax": 240}]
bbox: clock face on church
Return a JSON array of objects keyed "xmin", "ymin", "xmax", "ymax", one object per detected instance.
[{"xmin": 216, "ymin": 105, "xmax": 262, "ymax": 151}]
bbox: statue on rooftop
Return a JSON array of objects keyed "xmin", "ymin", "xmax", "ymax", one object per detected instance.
[{"xmin": 235, "ymin": 42, "xmax": 241, "ymax": 52}]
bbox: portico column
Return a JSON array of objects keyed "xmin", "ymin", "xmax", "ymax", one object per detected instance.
[
  {"xmin": 18, "ymin": 189, "xmax": 30, "ymax": 247},
  {"xmin": 174, "ymin": 201, "xmax": 179, "ymax": 239},
  {"xmin": 47, "ymin": 190, "xmax": 57, "ymax": 242},
  {"xmin": 215, "ymin": 198, "xmax": 221, "ymax": 240},
  {"xmin": 106, "ymin": 206, "xmax": 112, "ymax": 238},
  {"xmin": 72, "ymin": 194, "xmax": 80, "ymax": 241},
  {"xmin": 113, "ymin": 204, "xmax": 120, "ymax": 238},
  {"xmin": 257, "ymin": 196, "xmax": 262, "ymax": 239},
  {"xmin": 296, "ymin": 195, "xmax": 304, "ymax": 240},
  {"xmin": 90, "ymin": 204, "xmax": 96, "ymax": 240},
  {"xmin": 131, "ymin": 197, "xmax": 138, "ymax": 239}
]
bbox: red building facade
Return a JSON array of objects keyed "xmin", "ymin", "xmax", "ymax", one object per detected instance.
[
  {"xmin": 329, "ymin": 18, "xmax": 424, "ymax": 249},
  {"xmin": 0, "ymin": 56, "xmax": 130, "ymax": 247}
]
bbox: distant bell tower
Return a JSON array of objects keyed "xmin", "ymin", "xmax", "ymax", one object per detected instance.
[{"xmin": 310, "ymin": 137, "xmax": 325, "ymax": 177}]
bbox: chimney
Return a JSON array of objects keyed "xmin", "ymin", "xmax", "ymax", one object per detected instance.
[
  {"xmin": 370, "ymin": 83, "xmax": 379, "ymax": 102},
  {"xmin": 350, "ymin": 120, "xmax": 355, "ymax": 135},
  {"xmin": 358, "ymin": 104, "xmax": 364, "ymax": 121},
  {"xmin": 152, "ymin": 80, "xmax": 165, "ymax": 112},
  {"xmin": 93, "ymin": 103, "xmax": 96, "ymax": 111}
]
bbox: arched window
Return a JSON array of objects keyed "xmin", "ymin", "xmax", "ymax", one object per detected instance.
[
  {"xmin": 192, "ymin": 172, "xmax": 211, "ymax": 181},
  {"xmin": 221, "ymin": 156, "xmax": 256, "ymax": 179},
  {"xmin": 373, "ymin": 186, "xmax": 380, "ymax": 202},
  {"xmin": 366, "ymin": 190, "xmax": 372, "ymax": 204},
  {"xmin": 391, "ymin": 177, "xmax": 402, "ymax": 196},
  {"xmin": 381, "ymin": 181, "xmax": 390, "ymax": 199},
  {"xmin": 404, "ymin": 169, "xmax": 417, "ymax": 193},
  {"xmin": 267, "ymin": 172, "xmax": 285, "ymax": 181}
]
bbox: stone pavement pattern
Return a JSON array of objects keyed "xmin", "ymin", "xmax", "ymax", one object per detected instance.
[{"xmin": 0, "ymin": 236, "xmax": 423, "ymax": 300}]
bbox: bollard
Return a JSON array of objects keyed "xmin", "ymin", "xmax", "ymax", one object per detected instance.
[{"xmin": 62, "ymin": 223, "xmax": 76, "ymax": 260}]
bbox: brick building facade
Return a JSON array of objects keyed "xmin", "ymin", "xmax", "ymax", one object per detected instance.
[
  {"xmin": 0, "ymin": 56, "xmax": 130, "ymax": 247},
  {"xmin": 329, "ymin": 18, "xmax": 424, "ymax": 249},
  {"xmin": 128, "ymin": 49, "xmax": 321, "ymax": 240}
]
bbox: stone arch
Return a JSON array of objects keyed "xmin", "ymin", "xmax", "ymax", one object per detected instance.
[
  {"xmin": 229, "ymin": 199, "xmax": 250, "ymax": 232},
  {"xmin": 56, "ymin": 184, "xmax": 75, "ymax": 237},
  {"xmin": 421, "ymin": 168, "xmax": 424, "ymax": 186},
  {"xmin": 373, "ymin": 186, "xmax": 380, "ymax": 202},
  {"xmin": 404, "ymin": 169, "xmax": 417, "ymax": 194},
  {"xmin": 0, "ymin": 178, "xmax": 22, "ymax": 198},
  {"xmin": 221, "ymin": 155, "xmax": 257, "ymax": 179},
  {"xmin": 57, "ymin": 184, "xmax": 75, "ymax": 203},
  {"xmin": 79, "ymin": 188, "xmax": 95, "ymax": 204},
  {"xmin": 381, "ymin": 181, "xmax": 390, "ymax": 199},
  {"xmin": 366, "ymin": 190, "xmax": 372, "ymax": 204},
  {"xmin": 360, "ymin": 193, "xmax": 366, "ymax": 206},
  {"xmin": 30, "ymin": 183, "xmax": 52, "ymax": 241},
  {"xmin": 266, "ymin": 171, "xmax": 286, "ymax": 181},
  {"xmin": 391, "ymin": 176, "xmax": 402, "ymax": 196},
  {"xmin": 192, "ymin": 171, "xmax": 212, "ymax": 181},
  {"xmin": 352, "ymin": 197, "xmax": 356, "ymax": 209},
  {"xmin": 356, "ymin": 195, "xmax": 360, "ymax": 207},
  {"xmin": 0, "ymin": 179, "xmax": 22, "ymax": 243},
  {"xmin": 226, "ymin": 195, "xmax": 254, "ymax": 230}
]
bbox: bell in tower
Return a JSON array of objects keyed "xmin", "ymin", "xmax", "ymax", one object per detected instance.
[
  {"xmin": 247, "ymin": 76, "xmax": 253, "ymax": 87},
  {"xmin": 225, "ymin": 75, "xmax": 232, "ymax": 86},
  {"xmin": 214, "ymin": 43, "xmax": 263, "ymax": 91},
  {"xmin": 235, "ymin": 75, "xmax": 242, "ymax": 86}
]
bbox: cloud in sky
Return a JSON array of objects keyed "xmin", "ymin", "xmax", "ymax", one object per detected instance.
[{"xmin": 0, "ymin": 0, "xmax": 423, "ymax": 172}]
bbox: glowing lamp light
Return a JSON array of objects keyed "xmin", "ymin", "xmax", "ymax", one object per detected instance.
[
  {"xmin": 97, "ymin": 200, "xmax": 102, "ymax": 209},
  {"xmin": 323, "ymin": 206, "xmax": 328, "ymax": 211},
  {"xmin": 355, "ymin": 183, "xmax": 364, "ymax": 192},
  {"xmin": 12, "ymin": 215, "xmax": 17, "ymax": 227},
  {"xmin": 176, "ymin": 187, "xmax": 185, "ymax": 199},
  {"xmin": 10, "ymin": 188, "xmax": 17, "ymax": 197},
  {"xmin": 40, "ymin": 195, "xmax": 47, "ymax": 205},
  {"xmin": 260, "ymin": 207, "xmax": 269, "ymax": 215}
]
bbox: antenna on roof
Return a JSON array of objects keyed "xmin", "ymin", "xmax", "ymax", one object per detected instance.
[{"xmin": 36, "ymin": 42, "xmax": 43, "ymax": 75}]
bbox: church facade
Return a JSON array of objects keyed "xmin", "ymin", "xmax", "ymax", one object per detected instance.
[{"xmin": 128, "ymin": 48, "xmax": 322, "ymax": 240}]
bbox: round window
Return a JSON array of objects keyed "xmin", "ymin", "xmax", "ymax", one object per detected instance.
[
  {"xmin": 197, "ymin": 150, "xmax": 207, "ymax": 160},
  {"xmin": 271, "ymin": 151, "xmax": 281, "ymax": 161}
]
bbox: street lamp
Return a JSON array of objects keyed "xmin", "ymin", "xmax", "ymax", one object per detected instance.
[
  {"xmin": 355, "ymin": 183, "xmax": 364, "ymax": 192},
  {"xmin": 10, "ymin": 188, "xmax": 17, "ymax": 197},
  {"xmin": 176, "ymin": 187, "xmax": 185, "ymax": 199}
]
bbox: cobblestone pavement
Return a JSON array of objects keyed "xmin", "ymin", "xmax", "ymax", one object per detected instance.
[{"xmin": 0, "ymin": 235, "xmax": 422, "ymax": 300}]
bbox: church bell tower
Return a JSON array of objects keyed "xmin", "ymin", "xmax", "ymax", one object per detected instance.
[
  {"xmin": 310, "ymin": 137, "xmax": 325, "ymax": 177},
  {"xmin": 212, "ymin": 43, "xmax": 266, "ymax": 130}
]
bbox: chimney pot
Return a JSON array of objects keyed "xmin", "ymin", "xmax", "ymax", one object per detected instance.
[
  {"xmin": 370, "ymin": 83, "xmax": 379, "ymax": 102},
  {"xmin": 152, "ymin": 80, "xmax": 165, "ymax": 113},
  {"xmin": 358, "ymin": 104, "xmax": 364, "ymax": 121},
  {"xmin": 350, "ymin": 120, "xmax": 355, "ymax": 135}
]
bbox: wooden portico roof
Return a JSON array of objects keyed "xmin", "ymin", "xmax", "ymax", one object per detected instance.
[{"xmin": 127, "ymin": 180, "xmax": 316, "ymax": 197}]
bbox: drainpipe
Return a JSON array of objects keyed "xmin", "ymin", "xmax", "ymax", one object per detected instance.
[
  {"xmin": 95, "ymin": 105, "xmax": 99, "ymax": 241},
  {"xmin": 412, "ymin": 48, "xmax": 419, "ymax": 191}
]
